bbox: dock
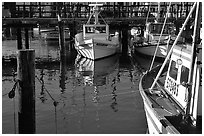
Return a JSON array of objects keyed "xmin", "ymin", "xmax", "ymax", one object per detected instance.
[{"xmin": 3, "ymin": 2, "xmax": 195, "ymax": 27}]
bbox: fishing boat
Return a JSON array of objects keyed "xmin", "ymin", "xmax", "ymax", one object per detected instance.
[
  {"xmin": 139, "ymin": 2, "xmax": 202, "ymax": 134},
  {"xmin": 40, "ymin": 27, "xmax": 70, "ymax": 41},
  {"xmin": 130, "ymin": 22, "xmax": 177, "ymax": 58},
  {"xmin": 75, "ymin": 54, "xmax": 119, "ymax": 86},
  {"xmin": 130, "ymin": 3, "xmax": 182, "ymax": 59},
  {"xmin": 74, "ymin": 4, "xmax": 120, "ymax": 60}
]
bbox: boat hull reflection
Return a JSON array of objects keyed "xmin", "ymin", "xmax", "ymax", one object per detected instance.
[{"xmin": 75, "ymin": 55, "xmax": 119, "ymax": 86}]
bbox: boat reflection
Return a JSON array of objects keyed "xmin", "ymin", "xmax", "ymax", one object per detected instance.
[{"xmin": 75, "ymin": 54, "xmax": 119, "ymax": 86}]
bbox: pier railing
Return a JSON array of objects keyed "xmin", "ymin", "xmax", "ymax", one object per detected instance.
[{"xmin": 3, "ymin": 3, "xmax": 194, "ymax": 19}]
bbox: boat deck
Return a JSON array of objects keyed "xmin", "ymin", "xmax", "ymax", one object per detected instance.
[{"xmin": 140, "ymin": 65, "xmax": 202, "ymax": 134}]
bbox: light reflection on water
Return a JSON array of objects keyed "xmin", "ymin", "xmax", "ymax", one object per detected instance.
[{"xmin": 2, "ymin": 39, "xmax": 147, "ymax": 134}]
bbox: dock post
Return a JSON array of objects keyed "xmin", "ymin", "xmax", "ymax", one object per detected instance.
[
  {"xmin": 17, "ymin": 26, "xmax": 22, "ymax": 50},
  {"xmin": 17, "ymin": 49, "xmax": 35, "ymax": 134},
  {"xmin": 58, "ymin": 16, "xmax": 66, "ymax": 56},
  {"xmin": 58, "ymin": 13, "xmax": 67, "ymax": 92},
  {"xmin": 25, "ymin": 28, "xmax": 29, "ymax": 49},
  {"xmin": 121, "ymin": 23, "xmax": 129, "ymax": 56}
]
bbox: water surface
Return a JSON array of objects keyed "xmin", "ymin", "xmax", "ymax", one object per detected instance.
[{"xmin": 2, "ymin": 38, "xmax": 148, "ymax": 134}]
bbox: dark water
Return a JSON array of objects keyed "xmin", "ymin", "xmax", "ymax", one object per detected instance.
[{"xmin": 2, "ymin": 35, "xmax": 150, "ymax": 133}]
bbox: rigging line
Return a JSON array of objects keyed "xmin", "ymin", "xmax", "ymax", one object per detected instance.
[
  {"xmin": 99, "ymin": 14, "xmax": 107, "ymax": 25},
  {"xmin": 149, "ymin": 2, "xmax": 172, "ymax": 71},
  {"xmin": 35, "ymin": 75, "xmax": 56, "ymax": 102},
  {"xmin": 86, "ymin": 13, "xmax": 94, "ymax": 24}
]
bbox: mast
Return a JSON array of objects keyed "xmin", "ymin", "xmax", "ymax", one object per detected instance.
[
  {"xmin": 94, "ymin": 5, "xmax": 99, "ymax": 24},
  {"xmin": 186, "ymin": 2, "xmax": 202, "ymax": 125},
  {"xmin": 145, "ymin": 2, "xmax": 151, "ymax": 24},
  {"xmin": 156, "ymin": 2, "xmax": 160, "ymax": 22},
  {"xmin": 89, "ymin": 4, "xmax": 103, "ymax": 25}
]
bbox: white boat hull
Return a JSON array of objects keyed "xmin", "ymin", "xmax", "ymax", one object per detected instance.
[
  {"xmin": 75, "ymin": 42, "xmax": 118, "ymax": 60},
  {"xmin": 75, "ymin": 33, "xmax": 119, "ymax": 60},
  {"xmin": 134, "ymin": 44, "xmax": 168, "ymax": 59}
]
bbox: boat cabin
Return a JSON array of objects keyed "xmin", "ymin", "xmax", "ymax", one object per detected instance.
[
  {"xmin": 83, "ymin": 24, "xmax": 109, "ymax": 39},
  {"xmin": 82, "ymin": 4, "xmax": 110, "ymax": 40},
  {"xmin": 164, "ymin": 44, "xmax": 202, "ymax": 122},
  {"xmin": 146, "ymin": 22, "xmax": 175, "ymax": 35}
]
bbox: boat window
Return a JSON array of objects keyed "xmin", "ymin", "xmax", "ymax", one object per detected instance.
[
  {"xmin": 169, "ymin": 60, "xmax": 178, "ymax": 80},
  {"xmin": 180, "ymin": 66, "xmax": 189, "ymax": 84},
  {"xmin": 150, "ymin": 24, "xmax": 171, "ymax": 34},
  {"xmin": 85, "ymin": 27, "xmax": 95, "ymax": 33},
  {"xmin": 85, "ymin": 26, "xmax": 106, "ymax": 33}
]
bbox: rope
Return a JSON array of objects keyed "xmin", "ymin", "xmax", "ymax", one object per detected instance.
[
  {"xmin": 3, "ymin": 79, "xmax": 19, "ymax": 98},
  {"xmin": 13, "ymin": 97, "xmax": 17, "ymax": 134},
  {"xmin": 35, "ymin": 75, "xmax": 59, "ymax": 106},
  {"xmin": 99, "ymin": 13, "xmax": 108, "ymax": 25}
]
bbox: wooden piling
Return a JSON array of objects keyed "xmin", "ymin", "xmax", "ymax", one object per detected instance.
[
  {"xmin": 25, "ymin": 28, "xmax": 29, "ymax": 49},
  {"xmin": 17, "ymin": 27, "xmax": 22, "ymax": 50},
  {"xmin": 17, "ymin": 49, "xmax": 35, "ymax": 134},
  {"xmin": 58, "ymin": 16, "xmax": 66, "ymax": 56},
  {"xmin": 121, "ymin": 24, "xmax": 129, "ymax": 55}
]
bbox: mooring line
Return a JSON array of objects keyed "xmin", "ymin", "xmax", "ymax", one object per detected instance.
[
  {"xmin": 2, "ymin": 79, "xmax": 19, "ymax": 98},
  {"xmin": 13, "ymin": 96, "xmax": 17, "ymax": 134},
  {"xmin": 58, "ymin": 90, "xmax": 137, "ymax": 103},
  {"xmin": 2, "ymin": 92, "xmax": 9, "ymax": 97},
  {"xmin": 35, "ymin": 75, "xmax": 58, "ymax": 105}
]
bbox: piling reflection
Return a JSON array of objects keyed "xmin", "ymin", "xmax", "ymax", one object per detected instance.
[
  {"xmin": 39, "ymin": 69, "xmax": 47, "ymax": 103},
  {"xmin": 59, "ymin": 51, "xmax": 67, "ymax": 93}
]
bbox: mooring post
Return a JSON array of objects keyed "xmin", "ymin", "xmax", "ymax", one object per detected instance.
[
  {"xmin": 58, "ymin": 15, "xmax": 66, "ymax": 56},
  {"xmin": 17, "ymin": 26, "xmax": 22, "ymax": 50},
  {"xmin": 121, "ymin": 23, "xmax": 129, "ymax": 56},
  {"xmin": 25, "ymin": 28, "xmax": 29, "ymax": 49},
  {"xmin": 17, "ymin": 49, "xmax": 35, "ymax": 134}
]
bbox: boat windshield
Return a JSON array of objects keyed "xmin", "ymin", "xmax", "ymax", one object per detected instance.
[{"xmin": 149, "ymin": 24, "xmax": 173, "ymax": 34}]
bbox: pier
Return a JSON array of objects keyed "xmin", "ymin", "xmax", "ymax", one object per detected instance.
[{"xmin": 3, "ymin": 2, "xmax": 195, "ymax": 26}]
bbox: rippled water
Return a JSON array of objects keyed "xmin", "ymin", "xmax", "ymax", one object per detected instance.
[{"xmin": 2, "ymin": 37, "xmax": 149, "ymax": 134}]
